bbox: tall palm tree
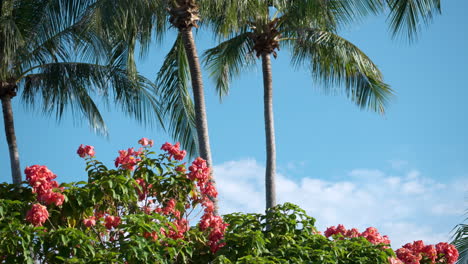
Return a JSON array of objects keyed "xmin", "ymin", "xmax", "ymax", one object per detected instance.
[
  {"xmin": 203, "ymin": 0, "xmax": 441, "ymax": 210},
  {"xmin": 0, "ymin": 0, "xmax": 161, "ymax": 184}
]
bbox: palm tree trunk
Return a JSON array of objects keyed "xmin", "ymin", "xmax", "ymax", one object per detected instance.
[
  {"xmin": 179, "ymin": 28, "xmax": 218, "ymax": 213},
  {"xmin": 261, "ymin": 53, "xmax": 276, "ymax": 210},
  {"xmin": 1, "ymin": 95, "xmax": 22, "ymax": 184}
]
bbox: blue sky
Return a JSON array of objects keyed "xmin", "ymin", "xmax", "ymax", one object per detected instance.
[{"xmin": 1, "ymin": 0, "xmax": 467, "ymax": 249}]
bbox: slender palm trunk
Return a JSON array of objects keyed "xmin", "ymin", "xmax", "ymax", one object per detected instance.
[
  {"xmin": 179, "ymin": 28, "xmax": 218, "ymax": 213},
  {"xmin": 1, "ymin": 95, "xmax": 22, "ymax": 184},
  {"xmin": 261, "ymin": 53, "xmax": 276, "ymax": 210}
]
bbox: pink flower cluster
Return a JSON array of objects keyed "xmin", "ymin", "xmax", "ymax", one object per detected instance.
[
  {"xmin": 104, "ymin": 215, "xmax": 121, "ymax": 230},
  {"xmin": 189, "ymin": 157, "xmax": 217, "ymax": 198},
  {"xmin": 161, "ymin": 142, "xmax": 186, "ymax": 161},
  {"xmin": 83, "ymin": 216, "xmax": 96, "ymax": 228},
  {"xmin": 24, "ymin": 165, "xmax": 64, "ymax": 206},
  {"xmin": 115, "ymin": 148, "xmax": 142, "ymax": 170},
  {"xmin": 199, "ymin": 209, "xmax": 228, "ymax": 253},
  {"xmin": 26, "ymin": 203, "xmax": 49, "ymax": 227},
  {"xmin": 187, "ymin": 157, "xmax": 227, "ymax": 252},
  {"xmin": 138, "ymin": 137, "xmax": 154, "ymax": 147},
  {"xmin": 77, "ymin": 144, "xmax": 95, "ymax": 158},
  {"xmin": 395, "ymin": 241, "xmax": 458, "ymax": 264},
  {"xmin": 24, "ymin": 165, "xmax": 65, "ymax": 226},
  {"xmin": 324, "ymin": 225, "xmax": 390, "ymax": 247}
]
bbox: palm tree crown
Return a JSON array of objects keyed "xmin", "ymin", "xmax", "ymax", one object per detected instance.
[
  {"xmin": 203, "ymin": 0, "xmax": 440, "ymax": 210},
  {"xmin": 0, "ymin": 0, "xmax": 161, "ymax": 184}
]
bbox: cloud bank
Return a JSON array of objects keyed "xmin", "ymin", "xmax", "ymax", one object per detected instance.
[{"xmin": 214, "ymin": 159, "xmax": 467, "ymax": 248}]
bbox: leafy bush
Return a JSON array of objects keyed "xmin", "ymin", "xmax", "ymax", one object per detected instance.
[
  {"xmin": 211, "ymin": 203, "xmax": 394, "ymax": 264},
  {"xmin": 0, "ymin": 139, "xmax": 226, "ymax": 263}
]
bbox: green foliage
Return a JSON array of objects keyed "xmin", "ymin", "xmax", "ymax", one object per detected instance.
[{"xmin": 212, "ymin": 203, "xmax": 394, "ymax": 264}]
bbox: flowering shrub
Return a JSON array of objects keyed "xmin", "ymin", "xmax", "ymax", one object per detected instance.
[
  {"xmin": 395, "ymin": 240, "xmax": 459, "ymax": 264},
  {"xmin": 0, "ymin": 139, "xmax": 458, "ymax": 263},
  {"xmin": 0, "ymin": 138, "xmax": 226, "ymax": 263}
]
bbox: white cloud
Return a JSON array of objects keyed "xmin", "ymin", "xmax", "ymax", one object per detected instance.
[{"xmin": 214, "ymin": 159, "xmax": 467, "ymax": 249}]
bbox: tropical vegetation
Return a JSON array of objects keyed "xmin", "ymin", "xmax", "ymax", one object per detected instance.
[{"xmin": 0, "ymin": 0, "xmax": 161, "ymax": 184}]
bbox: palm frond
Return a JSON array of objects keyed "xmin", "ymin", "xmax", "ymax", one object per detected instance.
[
  {"xmin": 203, "ymin": 32, "xmax": 256, "ymax": 99},
  {"xmin": 156, "ymin": 34, "xmax": 198, "ymax": 157},
  {"xmin": 201, "ymin": 0, "xmax": 267, "ymax": 38},
  {"xmin": 385, "ymin": 0, "xmax": 441, "ymax": 41},
  {"xmin": 21, "ymin": 62, "xmax": 162, "ymax": 135},
  {"xmin": 290, "ymin": 28, "xmax": 393, "ymax": 113},
  {"xmin": 273, "ymin": 0, "xmax": 339, "ymax": 32}
]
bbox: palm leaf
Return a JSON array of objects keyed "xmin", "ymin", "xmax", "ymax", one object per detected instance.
[
  {"xmin": 201, "ymin": 0, "xmax": 267, "ymax": 38},
  {"xmin": 203, "ymin": 32, "xmax": 256, "ymax": 99},
  {"xmin": 156, "ymin": 34, "xmax": 198, "ymax": 157},
  {"xmin": 385, "ymin": 0, "xmax": 441, "ymax": 41},
  {"xmin": 21, "ymin": 62, "xmax": 162, "ymax": 135},
  {"xmin": 290, "ymin": 28, "xmax": 393, "ymax": 113}
]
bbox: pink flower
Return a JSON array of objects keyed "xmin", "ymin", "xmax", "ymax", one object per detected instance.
[
  {"xmin": 160, "ymin": 142, "xmax": 186, "ymax": 161},
  {"xmin": 361, "ymin": 227, "xmax": 390, "ymax": 246},
  {"xmin": 396, "ymin": 247, "xmax": 422, "ymax": 264},
  {"xmin": 162, "ymin": 199, "xmax": 176, "ymax": 215},
  {"xmin": 138, "ymin": 138, "xmax": 154, "ymax": 147},
  {"xmin": 435, "ymin": 242, "xmax": 459, "ymax": 264},
  {"xmin": 40, "ymin": 191, "xmax": 65, "ymax": 206},
  {"xmin": 421, "ymin": 245, "xmax": 437, "ymax": 263},
  {"xmin": 104, "ymin": 215, "xmax": 121, "ymax": 229},
  {"xmin": 114, "ymin": 148, "xmax": 142, "ymax": 170},
  {"xmin": 188, "ymin": 157, "xmax": 210, "ymax": 184},
  {"xmin": 25, "ymin": 165, "xmax": 65, "ymax": 206},
  {"xmin": 198, "ymin": 212, "xmax": 228, "ymax": 253},
  {"xmin": 26, "ymin": 203, "xmax": 49, "ymax": 226},
  {"xmin": 77, "ymin": 144, "xmax": 95, "ymax": 158},
  {"xmin": 83, "ymin": 217, "xmax": 96, "ymax": 227},
  {"xmin": 346, "ymin": 228, "xmax": 360, "ymax": 238}
]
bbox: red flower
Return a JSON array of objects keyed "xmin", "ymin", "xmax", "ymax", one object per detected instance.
[
  {"xmin": 83, "ymin": 217, "xmax": 96, "ymax": 228},
  {"xmin": 77, "ymin": 144, "xmax": 95, "ymax": 158},
  {"xmin": 25, "ymin": 165, "xmax": 65, "ymax": 206},
  {"xmin": 114, "ymin": 148, "xmax": 142, "ymax": 170},
  {"xmin": 436, "ymin": 242, "xmax": 459, "ymax": 264},
  {"xmin": 160, "ymin": 142, "xmax": 186, "ymax": 161},
  {"xmin": 346, "ymin": 228, "xmax": 360, "ymax": 238},
  {"xmin": 138, "ymin": 137, "xmax": 154, "ymax": 147},
  {"xmin": 40, "ymin": 191, "xmax": 65, "ymax": 206},
  {"xmin": 396, "ymin": 247, "xmax": 422, "ymax": 264},
  {"xmin": 26, "ymin": 203, "xmax": 49, "ymax": 226},
  {"xmin": 104, "ymin": 215, "xmax": 121, "ymax": 229}
]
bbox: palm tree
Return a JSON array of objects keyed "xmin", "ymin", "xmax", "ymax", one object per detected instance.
[
  {"xmin": 203, "ymin": 0, "xmax": 441, "ymax": 210},
  {"xmin": 0, "ymin": 0, "xmax": 161, "ymax": 184}
]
